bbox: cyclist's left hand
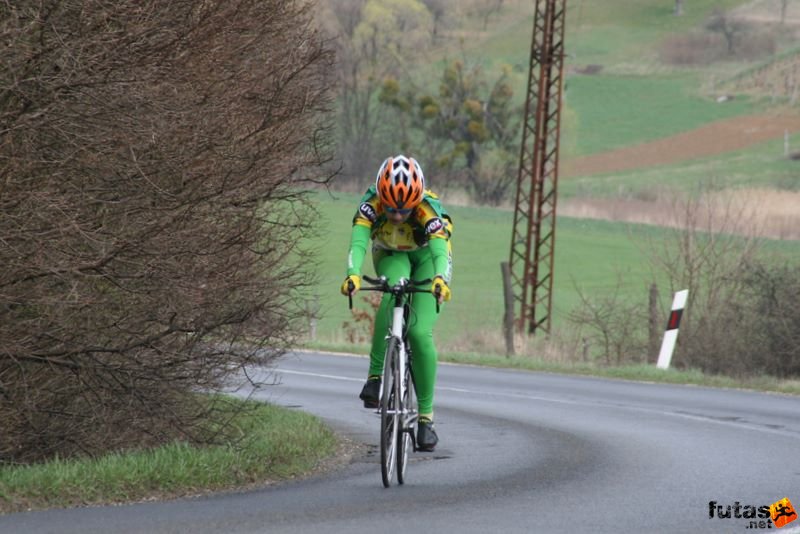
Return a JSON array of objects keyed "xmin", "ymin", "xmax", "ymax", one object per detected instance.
[{"xmin": 431, "ymin": 276, "xmax": 451, "ymax": 303}]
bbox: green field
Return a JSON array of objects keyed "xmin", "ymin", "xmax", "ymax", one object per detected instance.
[
  {"xmin": 565, "ymin": 74, "xmax": 756, "ymax": 156},
  {"xmin": 407, "ymin": 0, "xmax": 799, "ymax": 172},
  {"xmin": 456, "ymin": 0, "xmax": 749, "ymax": 70},
  {"xmin": 308, "ymin": 192, "xmax": 800, "ymax": 356},
  {"xmin": 315, "ymin": 194, "xmax": 665, "ymax": 343}
]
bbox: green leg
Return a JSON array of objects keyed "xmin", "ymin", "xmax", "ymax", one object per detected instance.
[{"xmin": 406, "ymin": 248, "xmax": 441, "ymax": 418}]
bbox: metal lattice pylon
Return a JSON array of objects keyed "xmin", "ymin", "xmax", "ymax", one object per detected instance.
[{"xmin": 509, "ymin": 0, "xmax": 567, "ymax": 335}]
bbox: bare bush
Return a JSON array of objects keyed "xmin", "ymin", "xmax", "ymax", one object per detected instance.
[
  {"xmin": 660, "ymin": 27, "xmax": 775, "ymax": 65},
  {"xmin": 735, "ymin": 30, "xmax": 777, "ymax": 60},
  {"xmin": 673, "ymin": 257, "xmax": 800, "ymax": 378},
  {"xmin": 660, "ymin": 32, "xmax": 726, "ymax": 65},
  {"xmin": 566, "ymin": 274, "xmax": 649, "ymax": 366},
  {"xmin": 641, "ymin": 187, "xmax": 772, "ymax": 376},
  {"xmin": 342, "ymin": 292, "xmax": 381, "ymax": 344},
  {"xmin": 0, "ymin": 0, "xmax": 333, "ymax": 463},
  {"xmin": 566, "ymin": 183, "xmax": 799, "ymax": 379},
  {"xmin": 738, "ymin": 262, "xmax": 800, "ymax": 378}
]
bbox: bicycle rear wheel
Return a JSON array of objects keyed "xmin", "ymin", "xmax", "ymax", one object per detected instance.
[{"xmin": 380, "ymin": 337, "xmax": 401, "ymax": 487}]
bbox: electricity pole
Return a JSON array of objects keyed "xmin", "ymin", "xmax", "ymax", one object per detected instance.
[{"xmin": 508, "ymin": 0, "xmax": 567, "ymax": 335}]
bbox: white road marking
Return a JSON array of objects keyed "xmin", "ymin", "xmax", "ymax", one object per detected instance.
[{"xmin": 276, "ymin": 367, "xmax": 800, "ymax": 440}]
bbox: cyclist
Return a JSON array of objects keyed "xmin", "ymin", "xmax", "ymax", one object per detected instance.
[{"xmin": 341, "ymin": 155, "xmax": 453, "ymax": 452}]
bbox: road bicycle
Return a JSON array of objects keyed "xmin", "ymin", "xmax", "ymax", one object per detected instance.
[{"xmin": 348, "ymin": 274, "xmax": 439, "ymax": 487}]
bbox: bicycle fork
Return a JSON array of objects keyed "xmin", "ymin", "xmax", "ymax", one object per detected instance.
[{"xmin": 389, "ymin": 305, "xmax": 418, "ymax": 448}]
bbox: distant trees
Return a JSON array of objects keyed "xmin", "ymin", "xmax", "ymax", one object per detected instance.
[
  {"xmin": 706, "ymin": 8, "xmax": 749, "ymax": 54},
  {"xmin": 420, "ymin": 0, "xmax": 449, "ymax": 40},
  {"xmin": 320, "ymin": 0, "xmax": 433, "ymax": 182},
  {"xmin": 661, "ymin": 7, "xmax": 775, "ymax": 64},
  {"xmin": 1, "ymin": 0, "xmax": 333, "ymax": 463},
  {"xmin": 380, "ymin": 60, "xmax": 521, "ymax": 204},
  {"xmin": 567, "ymin": 186, "xmax": 800, "ymax": 378},
  {"xmin": 320, "ymin": 0, "xmax": 518, "ymax": 193},
  {"xmin": 474, "ymin": 0, "xmax": 506, "ymax": 30}
]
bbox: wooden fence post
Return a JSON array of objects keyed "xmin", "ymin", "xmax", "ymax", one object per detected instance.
[
  {"xmin": 649, "ymin": 283, "xmax": 659, "ymax": 364},
  {"xmin": 501, "ymin": 262, "xmax": 515, "ymax": 357}
]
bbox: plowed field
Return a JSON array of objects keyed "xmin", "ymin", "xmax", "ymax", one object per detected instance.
[{"xmin": 564, "ymin": 113, "xmax": 800, "ymax": 177}]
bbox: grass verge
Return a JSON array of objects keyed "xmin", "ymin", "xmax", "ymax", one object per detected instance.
[
  {"xmin": 0, "ymin": 398, "xmax": 338, "ymax": 515},
  {"xmin": 438, "ymin": 351, "xmax": 800, "ymax": 396}
]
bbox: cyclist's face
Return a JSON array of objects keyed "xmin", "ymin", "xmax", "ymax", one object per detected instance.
[{"xmin": 385, "ymin": 207, "xmax": 413, "ymax": 225}]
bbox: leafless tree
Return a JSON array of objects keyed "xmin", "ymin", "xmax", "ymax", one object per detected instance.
[
  {"xmin": 473, "ymin": 0, "xmax": 505, "ymax": 30},
  {"xmin": 567, "ymin": 184, "xmax": 799, "ymax": 378},
  {"xmin": 567, "ymin": 274, "xmax": 649, "ymax": 366},
  {"xmin": 323, "ymin": 0, "xmax": 380, "ymax": 180},
  {"xmin": 318, "ymin": 0, "xmax": 433, "ymax": 183},
  {"xmin": 0, "ymin": 0, "xmax": 334, "ymax": 463},
  {"xmin": 706, "ymin": 8, "xmax": 750, "ymax": 54},
  {"xmin": 421, "ymin": 0, "xmax": 450, "ymax": 40}
]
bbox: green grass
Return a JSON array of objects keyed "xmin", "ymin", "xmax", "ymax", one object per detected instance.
[
  {"xmin": 456, "ymin": 0, "xmax": 748, "ymax": 70},
  {"xmin": 566, "ymin": 0, "xmax": 747, "ymax": 64},
  {"xmin": 309, "ymin": 191, "xmax": 800, "ymax": 350},
  {"xmin": 565, "ymin": 74, "xmax": 756, "ymax": 156},
  {"xmin": 0, "ymin": 399, "xmax": 337, "ymax": 514},
  {"xmin": 431, "ymin": 352, "xmax": 800, "ymax": 396},
  {"xmin": 310, "ymin": 192, "xmax": 648, "ymax": 346}
]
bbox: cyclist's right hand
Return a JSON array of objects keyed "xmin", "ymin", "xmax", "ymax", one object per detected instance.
[{"xmin": 340, "ymin": 274, "xmax": 361, "ymax": 296}]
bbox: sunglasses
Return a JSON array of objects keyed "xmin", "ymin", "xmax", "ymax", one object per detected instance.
[{"xmin": 385, "ymin": 207, "xmax": 413, "ymax": 215}]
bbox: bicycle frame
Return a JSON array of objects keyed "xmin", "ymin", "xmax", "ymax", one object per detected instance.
[{"xmin": 349, "ymin": 275, "xmax": 436, "ymax": 487}]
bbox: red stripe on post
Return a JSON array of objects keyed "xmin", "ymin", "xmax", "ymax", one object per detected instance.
[{"xmin": 667, "ymin": 309, "xmax": 683, "ymax": 331}]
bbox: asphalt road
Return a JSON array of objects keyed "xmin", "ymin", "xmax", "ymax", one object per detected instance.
[{"xmin": 2, "ymin": 351, "xmax": 799, "ymax": 534}]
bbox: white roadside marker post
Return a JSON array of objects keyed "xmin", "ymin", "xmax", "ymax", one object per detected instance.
[{"xmin": 656, "ymin": 289, "xmax": 689, "ymax": 370}]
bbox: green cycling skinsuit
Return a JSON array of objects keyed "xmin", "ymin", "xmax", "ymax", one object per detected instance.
[{"xmin": 345, "ymin": 185, "xmax": 453, "ymax": 420}]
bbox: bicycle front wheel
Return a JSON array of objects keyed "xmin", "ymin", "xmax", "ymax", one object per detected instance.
[
  {"xmin": 380, "ymin": 337, "xmax": 401, "ymax": 487},
  {"xmin": 396, "ymin": 346, "xmax": 414, "ymax": 485}
]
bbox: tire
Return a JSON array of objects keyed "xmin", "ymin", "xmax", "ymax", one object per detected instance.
[
  {"xmin": 380, "ymin": 337, "xmax": 400, "ymax": 487},
  {"xmin": 396, "ymin": 346, "xmax": 414, "ymax": 485}
]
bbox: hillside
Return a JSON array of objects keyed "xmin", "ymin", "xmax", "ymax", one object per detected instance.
[
  {"xmin": 724, "ymin": 51, "xmax": 800, "ymax": 99},
  {"xmin": 320, "ymin": 0, "xmax": 800, "ymax": 238}
]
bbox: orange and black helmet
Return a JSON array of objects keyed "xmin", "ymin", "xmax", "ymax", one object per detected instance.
[{"xmin": 375, "ymin": 155, "xmax": 425, "ymax": 211}]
